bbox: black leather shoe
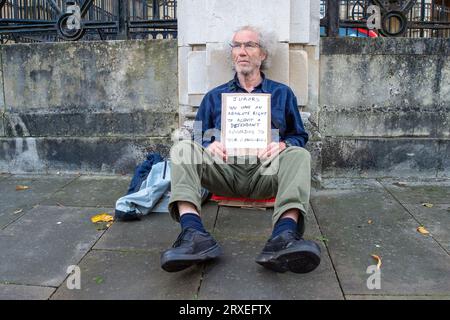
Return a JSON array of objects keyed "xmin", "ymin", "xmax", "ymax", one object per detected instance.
[
  {"xmin": 255, "ymin": 230, "xmax": 321, "ymax": 273},
  {"xmin": 161, "ymin": 227, "xmax": 222, "ymax": 272}
]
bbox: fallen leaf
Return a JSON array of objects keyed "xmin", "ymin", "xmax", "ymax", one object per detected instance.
[
  {"xmin": 422, "ymin": 203, "xmax": 434, "ymax": 208},
  {"xmin": 91, "ymin": 213, "xmax": 114, "ymax": 223},
  {"xmin": 417, "ymin": 226, "xmax": 430, "ymax": 235},
  {"xmin": 371, "ymin": 254, "xmax": 382, "ymax": 270},
  {"xmin": 95, "ymin": 221, "xmax": 113, "ymax": 231},
  {"xmin": 15, "ymin": 185, "xmax": 29, "ymax": 191},
  {"xmin": 13, "ymin": 209, "xmax": 23, "ymax": 215},
  {"xmin": 393, "ymin": 182, "xmax": 407, "ymax": 187}
]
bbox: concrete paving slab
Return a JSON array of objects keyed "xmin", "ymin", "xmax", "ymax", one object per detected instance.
[
  {"xmin": 311, "ymin": 179, "xmax": 450, "ymax": 296},
  {"xmin": 379, "ymin": 178, "xmax": 450, "ymax": 204},
  {"xmin": 396, "ymin": 203, "xmax": 450, "ymax": 252},
  {"xmin": 213, "ymin": 206, "xmax": 273, "ymax": 241},
  {"xmin": 313, "ymin": 178, "xmax": 383, "ymax": 191},
  {"xmin": 51, "ymin": 250, "xmax": 202, "ymax": 300},
  {"xmin": 0, "ymin": 284, "xmax": 55, "ymax": 300},
  {"xmin": 380, "ymin": 179, "xmax": 450, "ymax": 252},
  {"xmin": 0, "ymin": 205, "xmax": 110, "ymax": 287},
  {"xmin": 198, "ymin": 206, "xmax": 344, "ymax": 300},
  {"xmin": 0, "ymin": 175, "xmax": 76, "ymax": 228},
  {"xmin": 41, "ymin": 175, "xmax": 130, "ymax": 208},
  {"xmin": 94, "ymin": 201, "xmax": 219, "ymax": 251}
]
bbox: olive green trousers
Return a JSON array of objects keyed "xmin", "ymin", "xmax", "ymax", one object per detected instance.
[{"xmin": 168, "ymin": 140, "xmax": 311, "ymax": 235}]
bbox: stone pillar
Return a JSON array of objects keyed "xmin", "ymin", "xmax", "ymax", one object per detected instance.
[{"xmin": 177, "ymin": 0, "xmax": 322, "ymax": 181}]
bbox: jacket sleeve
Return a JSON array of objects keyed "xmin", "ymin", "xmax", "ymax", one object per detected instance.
[
  {"xmin": 283, "ymin": 89, "xmax": 309, "ymax": 148},
  {"xmin": 193, "ymin": 93, "xmax": 217, "ymax": 148}
]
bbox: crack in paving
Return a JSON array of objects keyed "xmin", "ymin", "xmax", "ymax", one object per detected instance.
[
  {"xmin": 376, "ymin": 178, "xmax": 450, "ymax": 257},
  {"xmin": 196, "ymin": 203, "xmax": 220, "ymax": 300},
  {"xmin": 309, "ymin": 200, "xmax": 347, "ymax": 300}
]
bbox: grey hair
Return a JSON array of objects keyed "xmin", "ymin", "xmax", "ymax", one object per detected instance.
[{"xmin": 230, "ymin": 25, "xmax": 277, "ymax": 71}]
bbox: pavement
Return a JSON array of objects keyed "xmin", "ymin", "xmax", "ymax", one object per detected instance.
[{"xmin": 0, "ymin": 172, "xmax": 449, "ymax": 300}]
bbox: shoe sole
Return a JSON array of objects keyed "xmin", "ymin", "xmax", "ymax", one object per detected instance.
[
  {"xmin": 161, "ymin": 244, "xmax": 223, "ymax": 272},
  {"xmin": 255, "ymin": 242, "xmax": 321, "ymax": 274}
]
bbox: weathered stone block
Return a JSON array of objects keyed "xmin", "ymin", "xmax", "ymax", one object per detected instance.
[
  {"xmin": 441, "ymin": 58, "xmax": 450, "ymax": 108},
  {"xmin": 209, "ymin": 0, "xmax": 291, "ymax": 43},
  {"xmin": 320, "ymin": 37, "xmax": 450, "ymax": 56},
  {"xmin": 438, "ymin": 141, "xmax": 450, "ymax": 178},
  {"xmin": 303, "ymin": 45, "xmax": 320, "ymax": 123},
  {"xmin": 320, "ymin": 39, "xmax": 450, "ymax": 140},
  {"xmin": 290, "ymin": 0, "xmax": 318, "ymax": 44},
  {"xmin": 322, "ymin": 138, "xmax": 443, "ymax": 177},
  {"xmin": 178, "ymin": 46, "xmax": 191, "ymax": 105},
  {"xmin": 2, "ymin": 40, "xmax": 178, "ymax": 113},
  {"xmin": 187, "ymin": 50, "xmax": 207, "ymax": 94},
  {"xmin": 0, "ymin": 50, "xmax": 4, "ymax": 138},
  {"xmin": 289, "ymin": 49, "xmax": 308, "ymax": 106},
  {"xmin": 0, "ymin": 113, "xmax": 4, "ymax": 137},
  {"xmin": 178, "ymin": 0, "xmax": 291, "ymax": 45},
  {"xmin": 0, "ymin": 49, "xmax": 3, "ymax": 110},
  {"xmin": 308, "ymin": 0, "xmax": 321, "ymax": 46},
  {"xmin": 320, "ymin": 54, "xmax": 447, "ymax": 110},
  {"xmin": 4, "ymin": 111, "xmax": 178, "ymax": 137},
  {"xmin": 0, "ymin": 137, "xmax": 172, "ymax": 174},
  {"xmin": 264, "ymin": 43, "xmax": 289, "ymax": 86},
  {"xmin": 187, "ymin": 94, "xmax": 204, "ymax": 107},
  {"xmin": 319, "ymin": 105, "xmax": 449, "ymax": 138},
  {"xmin": 305, "ymin": 140, "xmax": 322, "ymax": 186},
  {"xmin": 177, "ymin": 0, "xmax": 209, "ymax": 46},
  {"xmin": 206, "ymin": 43, "xmax": 234, "ymax": 91}
]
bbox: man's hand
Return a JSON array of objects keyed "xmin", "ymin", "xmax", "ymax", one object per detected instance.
[
  {"xmin": 257, "ymin": 142, "xmax": 287, "ymax": 161},
  {"xmin": 207, "ymin": 141, "xmax": 227, "ymax": 161}
]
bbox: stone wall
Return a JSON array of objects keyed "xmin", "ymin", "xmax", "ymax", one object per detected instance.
[
  {"xmin": 1, "ymin": 36, "xmax": 448, "ymax": 178},
  {"xmin": 320, "ymin": 37, "xmax": 450, "ymax": 178},
  {"xmin": 0, "ymin": 40, "xmax": 178, "ymax": 173}
]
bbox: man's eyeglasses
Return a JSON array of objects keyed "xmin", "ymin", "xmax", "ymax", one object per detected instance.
[{"xmin": 229, "ymin": 41, "xmax": 261, "ymax": 50}]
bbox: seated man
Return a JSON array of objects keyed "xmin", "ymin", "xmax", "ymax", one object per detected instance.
[{"xmin": 161, "ymin": 25, "xmax": 321, "ymax": 274}]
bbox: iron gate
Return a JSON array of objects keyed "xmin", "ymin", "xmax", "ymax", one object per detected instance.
[
  {"xmin": 321, "ymin": 0, "xmax": 450, "ymax": 38},
  {"xmin": 0, "ymin": 0, "xmax": 177, "ymax": 43}
]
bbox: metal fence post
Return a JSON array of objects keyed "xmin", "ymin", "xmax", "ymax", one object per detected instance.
[
  {"xmin": 117, "ymin": 0, "xmax": 129, "ymax": 40},
  {"xmin": 327, "ymin": 0, "xmax": 339, "ymax": 37}
]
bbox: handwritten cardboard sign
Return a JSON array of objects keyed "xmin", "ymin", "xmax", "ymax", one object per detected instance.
[{"xmin": 221, "ymin": 93, "xmax": 271, "ymax": 156}]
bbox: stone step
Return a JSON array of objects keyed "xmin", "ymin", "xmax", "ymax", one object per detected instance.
[
  {"xmin": 2, "ymin": 111, "xmax": 178, "ymax": 138},
  {"xmin": 0, "ymin": 136, "xmax": 171, "ymax": 174},
  {"xmin": 322, "ymin": 137, "xmax": 449, "ymax": 178}
]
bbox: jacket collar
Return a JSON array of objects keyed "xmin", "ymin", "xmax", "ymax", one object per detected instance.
[{"xmin": 227, "ymin": 72, "xmax": 269, "ymax": 93}]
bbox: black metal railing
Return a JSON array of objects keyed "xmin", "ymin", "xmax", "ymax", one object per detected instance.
[
  {"xmin": 0, "ymin": 0, "xmax": 177, "ymax": 43},
  {"xmin": 321, "ymin": 0, "xmax": 450, "ymax": 37}
]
